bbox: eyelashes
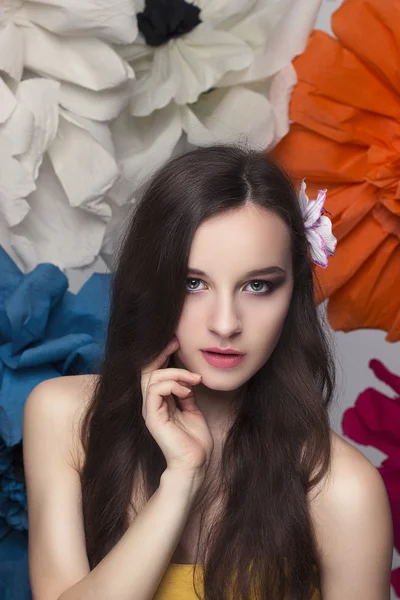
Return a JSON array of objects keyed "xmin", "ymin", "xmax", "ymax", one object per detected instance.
[{"xmin": 185, "ymin": 278, "xmax": 280, "ymax": 296}]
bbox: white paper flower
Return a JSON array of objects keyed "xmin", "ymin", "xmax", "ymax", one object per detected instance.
[
  {"xmin": 0, "ymin": 77, "xmax": 59, "ymax": 229},
  {"xmin": 216, "ymin": 0, "xmax": 323, "ymax": 86},
  {"xmin": 119, "ymin": 0, "xmax": 321, "ymax": 118},
  {"xmin": 108, "ymin": 0, "xmax": 321, "ymax": 199},
  {"xmin": 0, "ymin": 1, "xmax": 139, "ymax": 271},
  {"xmin": 119, "ymin": 0, "xmax": 258, "ymax": 116},
  {"xmin": 0, "ymin": 1, "xmax": 138, "ymax": 120}
]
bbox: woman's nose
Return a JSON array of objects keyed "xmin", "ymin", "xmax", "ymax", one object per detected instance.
[{"xmin": 208, "ymin": 298, "xmax": 242, "ymax": 337}]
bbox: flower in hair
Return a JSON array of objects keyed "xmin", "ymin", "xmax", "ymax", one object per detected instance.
[{"xmin": 299, "ymin": 179, "xmax": 337, "ymax": 268}]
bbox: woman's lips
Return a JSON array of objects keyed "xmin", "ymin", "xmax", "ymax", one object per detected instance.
[{"xmin": 201, "ymin": 350, "xmax": 245, "ymax": 368}]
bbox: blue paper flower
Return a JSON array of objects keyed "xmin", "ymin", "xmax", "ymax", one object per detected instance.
[{"xmin": 0, "ymin": 245, "xmax": 111, "ymax": 533}]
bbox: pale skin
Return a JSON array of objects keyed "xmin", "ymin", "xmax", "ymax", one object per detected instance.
[
  {"xmin": 23, "ymin": 202, "xmax": 393, "ymax": 599},
  {"xmin": 170, "ymin": 202, "xmax": 294, "ymax": 447}
]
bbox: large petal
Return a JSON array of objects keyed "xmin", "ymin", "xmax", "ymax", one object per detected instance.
[
  {"xmin": 16, "ymin": 79, "xmax": 60, "ymax": 180},
  {"xmin": 199, "ymin": 0, "xmax": 257, "ymax": 27},
  {"xmin": 10, "ymin": 156, "xmax": 108, "ymax": 271},
  {"xmin": 110, "ymin": 103, "xmax": 183, "ymax": 202},
  {"xmin": 18, "ymin": 0, "xmax": 138, "ymax": 44},
  {"xmin": 59, "ymin": 79, "xmax": 133, "ymax": 121},
  {"xmin": 0, "ymin": 142, "xmax": 33, "ymax": 228},
  {"xmin": 291, "ymin": 31, "xmax": 400, "ymax": 121},
  {"xmin": 271, "ymin": 126, "xmax": 369, "ymax": 184},
  {"xmin": 182, "ymin": 84, "xmax": 276, "ymax": 148},
  {"xmin": 47, "ymin": 110, "xmax": 118, "ymax": 215},
  {"xmin": 332, "ymin": 0, "xmax": 400, "ymax": 97},
  {"xmin": 0, "ymin": 78, "xmax": 16, "ymax": 124},
  {"xmin": 0, "ymin": 22, "xmax": 24, "ymax": 81},
  {"xmin": 326, "ymin": 236, "xmax": 400, "ymax": 342},
  {"xmin": 22, "ymin": 22, "xmax": 133, "ymax": 90},
  {"xmin": 0, "ymin": 89, "xmax": 33, "ymax": 157},
  {"xmin": 100, "ymin": 199, "xmax": 136, "ymax": 269},
  {"xmin": 128, "ymin": 24, "xmax": 253, "ymax": 116},
  {"xmin": 217, "ymin": 0, "xmax": 322, "ymax": 86},
  {"xmin": 267, "ymin": 62, "xmax": 297, "ymax": 146},
  {"xmin": 312, "ymin": 199, "xmax": 387, "ymax": 298}
]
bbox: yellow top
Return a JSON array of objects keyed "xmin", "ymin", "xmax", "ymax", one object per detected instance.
[{"xmin": 153, "ymin": 563, "xmax": 322, "ymax": 600}]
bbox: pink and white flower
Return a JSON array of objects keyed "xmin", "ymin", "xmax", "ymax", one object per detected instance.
[{"xmin": 299, "ymin": 179, "xmax": 337, "ymax": 268}]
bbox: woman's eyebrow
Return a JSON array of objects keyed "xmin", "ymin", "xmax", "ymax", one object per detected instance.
[{"xmin": 187, "ymin": 266, "xmax": 286, "ymax": 277}]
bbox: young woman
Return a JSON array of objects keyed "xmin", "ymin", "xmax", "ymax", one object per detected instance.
[{"xmin": 23, "ymin": 144, "xmax": 393, "ymax": 600}]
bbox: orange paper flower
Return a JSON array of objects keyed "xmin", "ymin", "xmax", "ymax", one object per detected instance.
[{"xmin": 271, "ymin": 0, "xmax": 400, "ymax": 342}]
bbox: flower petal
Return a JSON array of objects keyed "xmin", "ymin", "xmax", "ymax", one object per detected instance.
[
  {"xmin": 0, "ymin": 78, "xmax": 16, "ymax": 125},
  {"xmin": 23, "ymin": 23, "xmax": 133, "ymax": 90},
  {"xmin": 100, "ymin": 199, "xmax": 136, "ymax": 268},
  {"xmin": 0, "ymin": 143, "xmax": 33, "ymax": 227},
  {"xmin": 47, "ymin": 111, "xmax": 118, "ymax": 214},
  {"xmin": 0, "ymin": 22, "xmax": 24, "ymax": 81},
  {"xmin": 128, "ymin": 24, "xmax": 253, "ymax": 116},
  {"xmin": 305, "ymin": 227, "xmax": 329, "ymax": 268},
  {"xmin": 298, "ymin": 180, "xmax": 309, "ymax": 215},
  {"xmin": 268, "ymin": 62, "xmax": 297, "ymax": 146},
  {"xmin": 10, "ymin": 156, "xmax": 108, "ymax": 271},
  {"xmin": 315, "ymin": 214, "xmax": 337, "ymax": 256},
  {"xmin": 110, "ymin": 104, "xmax": 183, "ymax": 201},
  {"xmin": 199, "ymin": 0, "xmax": 257, "ymax": 28},
  {"xmin": 182, "ymin": 84, "xmax": 276, "ymax": 148},
  {"xmin": 19, "ymin": 0, "xmax": 138, "ymax": 44},
  {"xmin": 59, "ymin": 79, "xmax": 133, "ymax": 121},
  {"xmin": 217, "ymin": 0, "xmax": 322, "ymax": 86},
  {"xmin": 303, "ymin": 189, "xmax": 327, "ymax": 229},
  {"xmin": 16, "ymin": 79, "xmax": 60, "ymax": 180}
]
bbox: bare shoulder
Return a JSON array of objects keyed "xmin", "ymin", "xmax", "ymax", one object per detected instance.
[
  {"xmin": 309, "ymin": 430, "xmax": 393, "ymax": 596},
  {"xmin": 27, "ymin": 374, "xmax": 99, "ymax": 474},
  {"xmin": 309, "ymin": 429, "xmax": 388, "ymax": 517}
]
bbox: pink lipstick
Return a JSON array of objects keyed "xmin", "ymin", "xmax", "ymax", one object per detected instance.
[{"xmin": 201, "ymin": 350, "xmax": 245, "ymax": 368}]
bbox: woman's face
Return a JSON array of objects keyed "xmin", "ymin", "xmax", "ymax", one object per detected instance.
[{"xmin": 173, "ymin": 203, "xmax": 294, "ymax": 391}]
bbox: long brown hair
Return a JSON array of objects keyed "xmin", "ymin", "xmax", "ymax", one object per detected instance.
[{"xmin": 80, "ymin": 143, "xmax": 336, "ymax": 599}]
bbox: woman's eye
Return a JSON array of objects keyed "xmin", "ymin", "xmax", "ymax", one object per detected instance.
[
  {"xmin": 186, "ymin": 278, "xmax": 204, "ymax": 292},
  {"xmin": 245, "ymin": 280, "xmax": 276, "ymax": 294},
  {"xmin": 185, "ymin": 278, "xmax": 275, "ymax": 294}
]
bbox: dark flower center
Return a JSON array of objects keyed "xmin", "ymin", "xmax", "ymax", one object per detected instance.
[{"xmin": 138, "ymin": 0, "xmax": 202, "ymax": 47}]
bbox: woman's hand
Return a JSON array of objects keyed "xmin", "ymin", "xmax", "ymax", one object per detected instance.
[{"xmin": 141, "ymin": 338, "xmax": 214, "ymax": 478}]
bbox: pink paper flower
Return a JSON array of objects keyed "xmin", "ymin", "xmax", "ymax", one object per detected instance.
[{"xmin": 342, "ymin": 359, "xmax": 400, "ymax": 595}]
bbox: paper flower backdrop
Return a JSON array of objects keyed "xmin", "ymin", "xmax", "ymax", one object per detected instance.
[
  {"xmin": 271, "ymin": 0, "xmax": 400, "ymax": 342},
  {"xmin": 1, "ymin": 0, "xmax": 323, "ymax": 273},
  {"xmin": 0, "ymin": 245, "xmax": 111, "ymax": 535},
  {"xmin": 112, "ymin": 0, "xmax": 323, "ymax": 205},
  {"xmin": 342, "ymin": 358, "xmax": 400, "ymax": 596},
  {"xmin": 0, "ymin": 0, "xmax": 137, "ymax": 272}
]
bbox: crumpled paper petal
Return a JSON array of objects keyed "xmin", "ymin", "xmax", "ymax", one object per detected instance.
[
  {"xmin": 8, "ymin": 156, "xmax": 111, "ymax": 271},
  {"xmin": 0, "ymin": 244, "xmax": 111, "ymax": 447},
  {"xmin": 23, "ymin": 23, "xmax": 134, "ymax": 91},
  {"xmin": 127, "ymin": 23, "xmax": 253, "ymax": 116},
  {"xmin": 18, "ymin": 0, "xmax": 138, "ymax": 44},
  {"xmin": 48, "ymin": 110, "xmax": 118, "ymax": 211},
  {"xmin": 59, "ymin": 79, "xmax": 134, "ymax": 121},
  {"xmin": 0, "ymin": 22, "xmax": 24, "ymax": 81},
  {"xmin": 15, "ymin": 78, "xmax": 60, "ymax": 181},
  {"xmin": 0, "ymin": 142, "xmax": 34, "ymax": 228},
  {"xmin": 217, "ymin": 0, "xmax": 322, "ymax": 86},
  {"xmin": 0, "ymin": 79, "xmax": 16, "ymax": 125},
  {"xmin": 109, "ymin": 103, "xmax": 183, "ymax": 203},
  {"xmin": 182, "ymin": 84, "xmax": 276, "ymax": 148}
]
